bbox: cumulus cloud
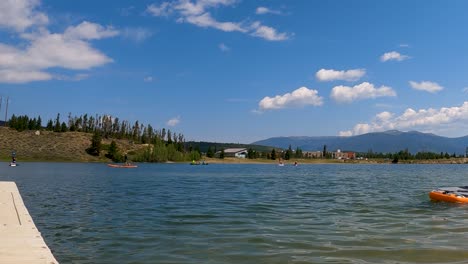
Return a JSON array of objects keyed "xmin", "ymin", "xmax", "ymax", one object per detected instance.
[
  {"xmin": 0, "ymin": 0, "xmax": 48, "ymax": 32},
  {"xmin": 340, "ymin": 102, "xmax": 468, "ymax": 136},
  {"xmin": 184, "ymin": 12, "xmax": 245, "ymax": 32},
  {"xmin": 330, "ymin": 82, "xmax": 396, "ymax": 103},
  {"xmin": 256, "ymin": 7, "xmax": 282, "ymax": 15},
  {"xmin": 64, "ymin": 21, "xmax": 118, "ymax": 40},
  {"xmin": 380, "ymin": 51, "xmax": 409, "ymax": 62},
  {"xmin": 249, "ymin": 21, "xmax": 289, "ymax": 41},
  {"xmin": 258, "ymin": 86, "xmax": 323, "ymax": 111},
  {"xmin": 409, "ymin": 81, "xmax": 443, "ymax": 93},
  {"xmin": 0, "ymin": 3, "xmax": 118, "ymax": 83},
  {"xmin": 316, "ymin": 68, "xmax": 365, "ymax": 82},
  {"xmin": 167, "ymin": 116, "xmax": 181, "ymax": 127},
  {"xmin": 0, "ymin": 69, "xmax": 52, "ymax": 83},
  {"xmin": 147, "ymin": 0, "xmax": 290, "ymax": 41}
]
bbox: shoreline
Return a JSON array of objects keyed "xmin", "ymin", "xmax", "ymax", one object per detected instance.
[
  {"xmin": 200, "ymin": 157, "xmax": 468, "ymax": 165},
  {"xmin": 3, "ymin": 157, "xmax": 468, "ymax": 165}
]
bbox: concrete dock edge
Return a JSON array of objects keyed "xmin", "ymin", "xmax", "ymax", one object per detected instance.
[{"xmin": 0, "ymin": 181, "xmax": 58, "ymax": 264}]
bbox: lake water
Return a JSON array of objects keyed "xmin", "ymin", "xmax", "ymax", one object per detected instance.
[{"xmin": 2, "ymin": 162, "xmax": 468, "ymax": 263}]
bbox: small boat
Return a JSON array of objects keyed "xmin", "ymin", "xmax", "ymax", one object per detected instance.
[
  {"xmin": 107, "ymin": 163, "xmax": 138, "ymax": 168},
  {"xmin": 429, "ymin": 186, "xmax": 468, "ymax": 203},
  {"xmin": 190, "ymin": 160, "xmax": 208, "ymax": 165}
]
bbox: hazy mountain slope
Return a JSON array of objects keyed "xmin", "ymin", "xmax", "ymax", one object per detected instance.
[{"xmin": 253, "ymin": 130, "xmax": 468, "ymax": 154}]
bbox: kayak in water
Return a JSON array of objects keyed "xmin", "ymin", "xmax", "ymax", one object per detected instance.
[{"xmin": 429, "ymin": 186, "xmax": 468, "ymax": 203}]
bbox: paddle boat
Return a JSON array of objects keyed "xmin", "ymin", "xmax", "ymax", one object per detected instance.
[
  {"xmin": 107, "ymin": 163, "xmax": 138, "ymax": 168},
  {"xmin": 190, "ymin": 160, "xmax": 208, "ymax": 165},
  {"xmin": 429, "ymin": 186, "xmax": 468, "ymax": 203}
]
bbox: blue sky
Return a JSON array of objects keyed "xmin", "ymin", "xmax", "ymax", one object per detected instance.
[{"xmin": 1, "ymin": 0, "xmax": 468, "ymax": 143}]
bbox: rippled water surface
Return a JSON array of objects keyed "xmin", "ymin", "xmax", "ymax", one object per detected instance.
[{"xmin": 3, "ymin": 163, "xmax": 468, "ymax": 263}]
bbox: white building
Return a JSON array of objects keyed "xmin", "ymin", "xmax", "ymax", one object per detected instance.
[{"xmin": 220, "ymin": 148, "xmax": 248, "ymax": 158}]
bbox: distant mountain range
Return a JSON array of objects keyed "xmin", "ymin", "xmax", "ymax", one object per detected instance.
[{"xmin": 252, "ymin": 130, "xmax": 468, "ymax": 155}]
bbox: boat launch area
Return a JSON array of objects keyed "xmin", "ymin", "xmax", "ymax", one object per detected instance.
[{"xmin": 0, "ymin": 181, "xmax": 58, "ymax": 263}]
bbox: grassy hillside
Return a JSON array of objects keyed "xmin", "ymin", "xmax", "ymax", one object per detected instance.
[{"xmin": 0, "ymin": 127, "xmax": 145, "ymax": 162}]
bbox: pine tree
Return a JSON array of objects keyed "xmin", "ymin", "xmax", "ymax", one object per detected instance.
[
  {"xmin": 54, "ymin": 113, "xmax": 61, "ymax": 132},
  {"xmin": 219, "ymin": 149, "xmax": 225, "ymax": 159},
  {"xmin": 206, "ymin": 146, "xmax": 214, "ymax": 158},
  {"xmin": 106, "ymin": 140, "xmax": 121, "ymax": 161},
  {"xmin": 86, "ymin": 131, "xmax": 102, "ymax": 156},
  {"xmin": 46, "ymin": 119, "xmax": 53, "ymax": 130},
  {"xmin": 36, "ymin": 116, "xmax": 42, "ymax": 129},
  {"xmin": 271, "ymin": 149, "xmax": 277, "ymax": 160},
  {"xmin": 61, "ymin": 122, "xmax": 68, "ymax": 132},
  {"xmin": 285, "ymin": 145, "xmax": 293, "ymax": 160}
]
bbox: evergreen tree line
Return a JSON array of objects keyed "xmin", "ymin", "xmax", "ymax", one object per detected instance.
[
  {"xmin": 8, "ymin": 113, "xmax": 185, "ymax": 146},
  {"xmin": 8, "ymin": 113, "xmax": 196, "ymax": 163},
  {"xmin": 359, "ymin": 149, "xmax": 461, "ymax": 160},
  {"xmin": 268, "ymin": 145, "xmax": 304, "ymax": 160},
  {"xmin": 203, "ymin": 144, "xmax": 304, "ymax": 160}
]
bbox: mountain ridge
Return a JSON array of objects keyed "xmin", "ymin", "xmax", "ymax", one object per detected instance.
[{"xmin": 252, "ymin": 130, "xmax": 468, "ymax": 155}]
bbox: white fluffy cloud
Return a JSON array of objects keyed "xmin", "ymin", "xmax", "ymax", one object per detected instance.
[
  {"xmin": 0, "ymin": 69, "xmax": 52, "ymax": 83},
  {"xmin": 340, "ymin": 102, "xmax": 468, "ymax": 136},
  {"xmin": 0, "ymin": 0, "xmax": 48, "ymax": 32},
  {"xmin": 64, "ymin": 21, "xmax": 118, "ymax": 40},
  {"xmin": 380, "ymin": 51, "xmax": 409, "ymax": 62},
  {"xmin": 167, "ymin": 116, "xmax": 181, "ymax": 127},
  {"xmin": 256, "ymin": 7, "xmax": 282, "ymax": 15},
  {"xmin": 147, "ymin": 0, "xmax": 290, "ymax": 41},
  {"xmin": 316, "ymin": 68, "xmax": 365, "ymax": 82},
  {"xmin": 258, "ymin": 87, "xmax": 323, "ymax": 111},
  {"xmin": 184, "ymin": 12, "xmax": 245, "ymax": 32},
  {"xmin": 249, "ymin": 21, "xmax": 288, "ymax": 41},
  {"xmin": 409, "ymin": 81, "xmax": 443, "ymax": 93},
  {"xmin": 0, "ymin": 1, "xmax": 118, "ymax": 84},
  {"xmin": 330, "ymin": 82, "xmax": 396, "ymax": 103}
]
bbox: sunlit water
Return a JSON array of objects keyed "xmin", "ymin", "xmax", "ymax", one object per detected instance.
[{"xmin": 2, "ymin": 163, "xmax": 468, "ymax": 263}]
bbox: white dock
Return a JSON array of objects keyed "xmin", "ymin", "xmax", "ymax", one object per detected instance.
[{"xmin": 0, "ymin": 182, "xmax": 58, "ymax": 264}]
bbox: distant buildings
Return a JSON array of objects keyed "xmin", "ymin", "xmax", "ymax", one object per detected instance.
[
  {"xmin": 304, "ymin": 149, "xmax": 355, "ymax": 159},
  {"xmin": 332, "ymin": 149, "xmax": 356, "ymax": 159},
  {"xmin": 303, "ymin": 151, "xmax": 323, "ymax": 158},
  {"xmin": 216, "ymin": 147, "xmax": 356, "ymax": 160},
  {"xmin": 217, "ymin": 148, "xmax": 248, "ymax": 158}
]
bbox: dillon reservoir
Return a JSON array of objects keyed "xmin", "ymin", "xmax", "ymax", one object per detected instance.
[{"xmin": 3, "ymin": 163, "xmax": 468, "ymax": 263}]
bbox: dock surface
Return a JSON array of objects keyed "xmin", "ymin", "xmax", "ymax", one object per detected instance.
[{"xmin": 0, "ymin": 181, "xmax": 58, "ymax": 264}]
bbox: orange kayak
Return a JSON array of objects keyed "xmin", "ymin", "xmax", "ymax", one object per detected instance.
[
  {"xmin": 107, "ymin": 163, "xmax": 138, "ymax": 168},
  {"xmin": 429, "ymin": 187, "xmax": 468, "ymax": 203}
]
